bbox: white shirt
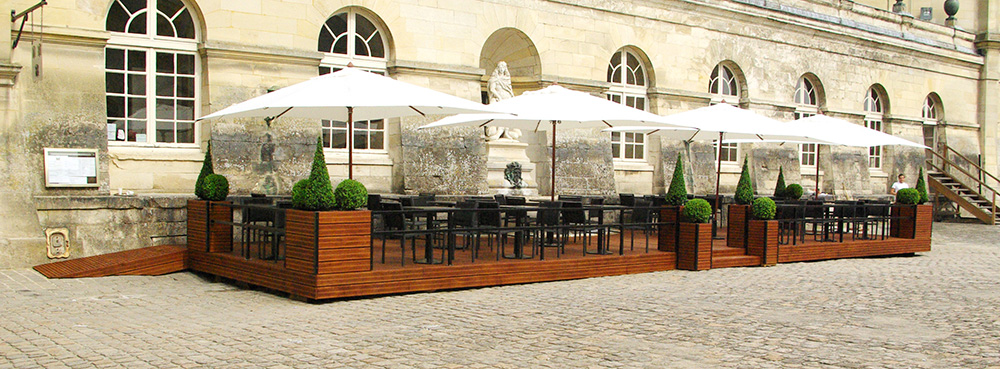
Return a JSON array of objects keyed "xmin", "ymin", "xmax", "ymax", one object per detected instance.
[{"xmin": 891, "ymin": 181, "xmax": 909, "ymax": 193}]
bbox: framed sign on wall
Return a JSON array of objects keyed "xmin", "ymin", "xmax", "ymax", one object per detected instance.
[{"xmin": 43, "ymin": 148, "xmax": 98, "ymax": 188}]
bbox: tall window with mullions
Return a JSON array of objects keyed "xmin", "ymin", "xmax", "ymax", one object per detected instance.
[
  {"xmin": 607, "ymin": 49, "xmax": 648, "ymax": 160},
  {"xmin": 105, "ymin": 0, "xmax": 198, "ymax": 145},
  {"xmin": 317, "ymin": 8, "xmax": 389, "ymax": 151}
]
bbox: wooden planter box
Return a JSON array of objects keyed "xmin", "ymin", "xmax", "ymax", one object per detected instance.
[
  {"xmin": 657, "ymin": 206, "xmax": 683, "ymax": 252},
  {"xmin": 726, "ymin": 204, "xmax": 750, "ymax": 248},
  {"xmin": 187, "ymin": 199, "xmax": 233, "ymax": 253},
  {"xmin": 890, "ymin": 204, "xmax": 933, "ymax": 239},
  {"xmin": 677, "ymin": 222, "xmax": 712, "ymax": 271},
  {"xmin": 285, "ymin": 209, "xmax": 372, "ymax": 275},
  {"xmin": 747, "ymin": 220, "xmax": 778, "ymax": 266}
]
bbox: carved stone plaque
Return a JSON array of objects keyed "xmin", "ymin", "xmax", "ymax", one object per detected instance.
[{"xmin": 45, "ymin": 228, "xmax": 70, "ymax": 259}]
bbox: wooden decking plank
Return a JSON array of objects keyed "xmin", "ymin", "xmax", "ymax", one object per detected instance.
[{"xmin": 33, "ymin": 245, "xmax": 187, "ymax": 278}]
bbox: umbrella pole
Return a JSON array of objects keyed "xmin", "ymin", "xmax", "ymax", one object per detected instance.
[
  {"xmin": 551, "ymin": 120, "xmax": 557, "ymax": 202},
  {"xmin": 348, "ymin": 107, "xmax": 354, "ymax": 180},
  {"xmin": 814, "ymin": 144, "xmax": 820, "ymax": 199},
  {"xmin": 713, "ymin": 132, "xmax": 724, "ymax": 246}
]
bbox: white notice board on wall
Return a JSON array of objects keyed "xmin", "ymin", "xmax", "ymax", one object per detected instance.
[{"xmin": 44, "ymin": 148, "xmax": 99, "ymax": 188}]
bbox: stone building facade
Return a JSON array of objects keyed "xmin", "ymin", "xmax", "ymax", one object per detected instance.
[{"xmin": 1, "ymin": 0, "xmax": 996, "ymax": 267}]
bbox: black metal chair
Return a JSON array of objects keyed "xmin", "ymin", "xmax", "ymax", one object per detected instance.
[
  {"xmin": 622, "ymin": 199, "xmax": 654, "ymax": 252},
  {"xmin": 241, "ymin": 197, "xmax": 276, "ymax": 260},
  {"xmin": 378, "ymin": 202, "xmax": 415, "ymax": 266},
  {"xmin": 561, "ymin": 201, "xmax": 602, "ymax": 255},
  {"xmin": 535, "ymin": 201, "xmax": 565, "ymax": 260},
  {"xmin": 450, "ymin": 201, "xmax": 481, "ymax": 261}
]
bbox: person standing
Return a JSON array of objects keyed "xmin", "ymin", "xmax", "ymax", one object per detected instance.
[{"xmin": 890, "ymin": 173, "xmax": 908, "ymax": 195}]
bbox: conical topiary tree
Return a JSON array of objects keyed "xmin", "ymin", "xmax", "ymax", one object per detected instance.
[
  {"xmin": 292, "ymin": 137, "xmax": 337, "ymax": 211},
  {"xmin": 734, "ymin": 157, "xmax": 754, "ymax": 205},
  {"xmin": 915, "ymin": 166, "xmax": 928, "ymax": 204},
  {"xmin": 194, "ymin": 141, "xmax": 214, "ymax": 200},
  {"xmin": 665, "ymin": 153, "xmax": 688, "ymax": 206},
  {"xmin": 773, "ymin": 166, "xmax": 786, "ymax": 198}
]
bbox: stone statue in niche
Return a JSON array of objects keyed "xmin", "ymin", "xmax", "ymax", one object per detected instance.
[
  {"xmin": 253, "ymin": 133, "xmax": 278, "ymax": 195},
  {"xmin": 485, "ymin": 61, "xmax": 521, "ymax": 141},
  {"xmin": 504, "ymin": 162, "xmax": 524, "ymax": 189}
]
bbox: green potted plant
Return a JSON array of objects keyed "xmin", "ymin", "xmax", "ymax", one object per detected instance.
[
  {"xmin": 187, "ymin": 142, "xmax": 233, "ymax": 253},
  {"xmin": 659, "ymin": 153, "xmax": 687, "ymax": 252},
  {"xmin": 747, "ymin": 197, "xmax": 778, "ymax": 266},
  {"xmin": 890, "ymin": 188, "xmax": 933, "ymax": 239},
  {"xmin": 915, "ymin": 167, "xmax": 928, "ymax": 205},
  {"xmin": 784, "ymin": 184, "xmax": 804, "ymax": 201},
  {"xmin": 285, "ymin": 137, "xmax": 372, "ymax": 275},
  {"xmin": 773, "ymin": 166, "xmax": 786, "ymax": 198},
  {"xmin": 728, "ymin": 157, "xmax": 755, "ymax": 247},
  {"xmin": 677, "ymin": 198, "xmax": 712, "ymax": 271}
]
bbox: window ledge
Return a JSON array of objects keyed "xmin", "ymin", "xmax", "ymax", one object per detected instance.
[
  {"xmin": 718, "ymin": 163, "xmax": 741, "ymax": 174},
  {"xmin": 613, "ymin": 160, "xmax": 653, "ymax": 172},
  {"xmin": 800, "ymin": 168, "xmax": 825, "ymax": 176},
  {"xmin": 108, "ymin": 146, "xmax": 202, "ymax": 162},
  {"xmin": 869, "ymin": 169, "xmax": 889, "ymax": 178},
  {"xmin": 324, "ymin": 150, "xmax": 392, "ymax": 166}
]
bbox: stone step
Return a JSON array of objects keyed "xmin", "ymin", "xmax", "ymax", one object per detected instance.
[
  {"xmin": 712, "ymin": 255, "xmax": 762, "ymax": 269},
  {"xmin": 712, "ymin": 247, "xmax": 746, "ymax": 258}
]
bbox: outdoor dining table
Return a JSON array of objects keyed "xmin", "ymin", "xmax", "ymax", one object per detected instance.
[
  {"xmin": 498, "ymin": 204, "xmax": 534, "ymax": 259},
  {"xmin": 403, "ymin": 206, "xmax": 454, "ymax": 264}
]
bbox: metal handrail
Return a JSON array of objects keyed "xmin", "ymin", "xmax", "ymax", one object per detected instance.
[{"xmin": 926, "ymin": 149, "xmax": 999, "ymax": 201}]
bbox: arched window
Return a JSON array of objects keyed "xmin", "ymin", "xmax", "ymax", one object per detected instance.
[
  {"xmin": 318, "ymin": 9, "xmax": 389, "ymax": 151},
  {"xmin": 607, "ymin": 49, "xmax": 647, "ymax": 160},
  {"xmin": 710, "ymin": 64, "xmax": 740, "ymax": 164},
  {"xmin": 106, "ymin": 0, "xmax": 198, "ymax": 145},
  {"xmin": 794, "ymin": 76, "xmax": 820, "ymax": 167},
  {"xmin": 864, "ymin": 87, "xmax": 885, "ymax": 170},
  {"xmin": 922, "ymin": 96, "xmax": 940, "ymax": 122},
  {"xmin": 922, "ymin": 94, "xmax": 942, "ymax": 151}
]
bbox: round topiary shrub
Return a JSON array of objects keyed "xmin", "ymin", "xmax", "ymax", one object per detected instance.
[
  {"xmin": 751, "ymin": 197, "xmax": 776, "ymax": 220},
  {"xmin": 681, "ymin": 198, "xmax": 712, "ymax": 223},
  {"xmin": 334, "ymin": 179, "xmax": 368, "ymax": 210},
  {"xmin": 784, "ymin": 184, "xmax": 804, "ymax": 200},
  {"xmin": 202, "ymin": 174, "xmax": 229, "ymax": 201},
  {"xmin": 896, "ymin": 188, "xmax": 920, "ymax": 205}
]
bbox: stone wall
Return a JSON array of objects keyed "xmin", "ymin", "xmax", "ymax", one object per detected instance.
[{"xmin": 15, "ymin": 195, "xmax": 189, "ymax": 269}]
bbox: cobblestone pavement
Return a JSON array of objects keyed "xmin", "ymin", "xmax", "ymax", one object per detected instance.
[{"xmin": 2, "ymin": 223, "xmax": 999, "ymax": 369}]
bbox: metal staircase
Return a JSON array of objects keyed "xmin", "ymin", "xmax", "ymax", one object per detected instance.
[{"xmin": 925, "ymin": 145, "xmax": 999, "ymax": 225}]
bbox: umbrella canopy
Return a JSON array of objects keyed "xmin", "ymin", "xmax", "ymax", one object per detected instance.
[
  {"xmin": 417, "ymin": 85, "xmax": 692, "ymax": 200},
  {"xmin": 782, "ymin": 115, "xmax": 926, "ymax": 149},
  {"xmin": 198, "ymin": 67, "xmax": 502, "ymax": 179},
  {"xmin": 418, "ymin": 85, "xmax": 686, "ymax": 131},
  {"xmin": 723, "ymin": 114, "xmax": 926, "ymax": 199},
  {"xmin": 200, "ymin": 67, "xmax": 500, "ymax": 121},
  {"xmin": 604, "ymin": 103, "xmax": 817, "ymax": 143}
]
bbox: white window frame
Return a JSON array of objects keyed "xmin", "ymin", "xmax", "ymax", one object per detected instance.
[
  {"xmin": 106, "ymin": 0, "xmax": 200, "ymax": 148},
  {"xmin": 794, "ymin": 78, "xmax": 819, "ymax": 169},
  {"xmin": 318, "ymin": 9, "xmax": 388, "ymax": 154},
  {"xmin": 710, "ymin": 65, "xmax": 740, "ymax": 165},
  {"xmin": 607, "ymin": 49, "xmax": 648, "ymax": 162},
  {"xmin": 864, "ymin": 88, "xmax": 884, "ymax": 171}
]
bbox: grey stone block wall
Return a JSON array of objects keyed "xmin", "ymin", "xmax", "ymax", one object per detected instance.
[{"xmin": 31, "ymin": 195, "xmax": 189, "ymax": 265}]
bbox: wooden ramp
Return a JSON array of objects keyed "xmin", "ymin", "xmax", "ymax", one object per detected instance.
[{"xmin": 34, "ymin": 245, "xmax": 188, "ymax": 278}]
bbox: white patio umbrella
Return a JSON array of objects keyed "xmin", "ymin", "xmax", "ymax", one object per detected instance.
[
  {"xmin": 606, "ymin": 103, "xmax": 827, "ymax": 220},
  {"xmin": 417, "ymin": 85, "xmax": 693, "ymax": 200},
  {"xmin": 198, "ymin": 67, "xmax": 502, "ymax": 179},
  {"xmin": 724, "ymin": 114, "xmax": 926, "ymax": 198},
  {"xmin": 787, "ymin": 114, "xmax": 925, "ymax": 198}
]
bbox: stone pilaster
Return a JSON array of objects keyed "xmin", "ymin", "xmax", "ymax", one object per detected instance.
[{"xmin": 975, "ymin": 33, "xmax": 1000, "ymax": 175}]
